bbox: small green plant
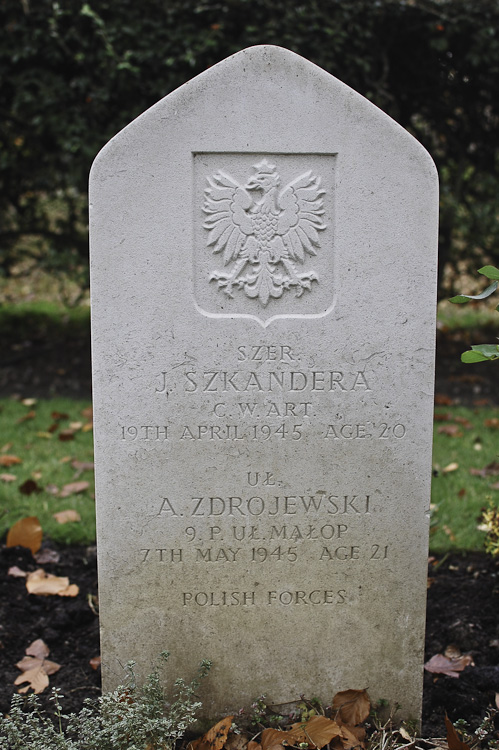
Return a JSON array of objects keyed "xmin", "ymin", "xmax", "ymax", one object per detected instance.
[
  {"xmin": 0, "ymin": 652, "xmax": 211, "ymax": 750},
  {"xmin": 449, "ymin": 265, "xmax": 499, "ymax": 362},
  {"xmin": 480, "ymin": 502, "xmax": 499, "ymax": 557}
]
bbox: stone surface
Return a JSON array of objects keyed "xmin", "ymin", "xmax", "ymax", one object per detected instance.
[{"xmin": 90, "ymin": 45, "xmax": 438, "ymax": 720}]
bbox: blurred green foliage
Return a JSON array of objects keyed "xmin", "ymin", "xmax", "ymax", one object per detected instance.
[{"xmin": 1, "ymin": 0, "xmax": 499, "ymax": 296}]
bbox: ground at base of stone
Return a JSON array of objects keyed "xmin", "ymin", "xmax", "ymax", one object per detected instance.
[{"xmin": 0, "ymin": 545, "xmax": 498, "ymax": 741}]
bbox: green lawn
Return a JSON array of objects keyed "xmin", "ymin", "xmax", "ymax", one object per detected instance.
[
  {"xmin": 1, "ymin": 396, "xmax": 498, "ymax": 553},
  {"xmin": 0, "ymin": 397, "xmax": 95, "ymax": 545}
]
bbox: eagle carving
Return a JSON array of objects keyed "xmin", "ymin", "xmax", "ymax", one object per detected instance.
[{"xmin": 203, "ymin": 159, "xmax": 327, "ymax": 307}]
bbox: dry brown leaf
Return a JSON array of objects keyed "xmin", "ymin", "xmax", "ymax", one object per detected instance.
[
  {"xmin": 81, "ymin": 406, "xmax": 93, "ymax": 420},
  {"xmin": 300, "ymin": 716, "xmax": 341, "ymax": 747},
  {"xmin": 8, "ymin": 565, "xmax": 27, "ymax": 578},
  {"xmin": 190, "ymin": 716, "xmax": 234, "ymax": 750},
  {"xmin": 26, "ymin": 568, "xmax": 79, "ymax": 597},
  {"xmin": 337, "ymin": 722, "xmax": 366, "ymax": 750},
  {"xmin": 15, "ymin": 663, "xmax": 49, "ymax": 695},
  {"xmin": 424, "ymin": 652, "xmax": 474, "ymax": 678},
  {"xmin": 434, "ymin": 412, "xmax": 452, "ymax": 422},
  {"xmin": 435, "ymin": 394, "xmax": 454, "ymax": 406},
  {"xmin": 445, "ymin": 715, "xmax": 471, "ymax": 750},
  {"xmin": 453, "ymin": 416, "xmax": 473, "ymax": 429},
  {"xmin": 437, "ymin": 425, "xmax": 463, "ymax": 437},
  {"xmin": 0, "ymin": 454, "xmax": 22, "ymax": 467},
  {"xmin": 0, "ymin": 473, "xmax": 17, "ymax": 482},
  {"xmin": 71, "ymin": 460, "xmax": 94, "ymax": 472},
  {"xmin": 53, "ymin": 509, "xmax": 81, "ymax": 524},
  {"xmin": 247, "ymin": 743, "xmax": 262, "ymax": 750},
  {"xmin": 470, "ymin": 461, "xmax": 499, "ymax": 478},
  {"xmin": 19, "ymin": 479, "xmax": 42, "ymax": 495},
  {"xmin": 59, "ymin": 480, "xmax": 89, "ymax": 498},
  {"xmin": 484, "ymin": 418, "xmax": 499, "ymax": 429},
  {"xmin": 16, "ymin": 656, "xmax": 61, "ymax": 676},
  {"xmin": 82, "ymin": 422, "xmax": 93, "ymax": 432},
  {"xmin": 17, "ymin": 409, "xmax": 36, "ymax": 424},
  {"xmin": 51, "ymin": 411, "xmax": 69, "ymax": 421},
  {"xmin": 261, "ymin": 728, "xmax": 299, "ymax": 750},
  {"xmin": 225, "ymin": 733, "xmax": 250, "ymax": 750},
  {"xmin": 6, "ymin": 516, "xmax": 43, "ymax": 554},
  {"xmin": 89, "ymin": 655, "xmax": 101, "ymax": 670},
  {"xmin": 34, "ymin": 548, "xmax": 61, "ymax": 564},
  {"xmin": 332, "ymin": 689, "xmax": 370, "ymax": 726},
  {"xmin": 25, "ymin": 638, "xmax": 50, "ymax": 660},
  {"xmin": 58, "ymin": 429, "xmax": 75, "ymax": 442}
]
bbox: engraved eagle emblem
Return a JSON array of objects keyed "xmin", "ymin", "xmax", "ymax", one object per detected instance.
[{"xmin": 203, "ymin": 159, "xmax": 327, "ymax": 306}]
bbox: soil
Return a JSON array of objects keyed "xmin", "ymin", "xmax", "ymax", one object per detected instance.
[{"xmin": 0, "ymin": 543, "xmax": 498, "ymax": 740}]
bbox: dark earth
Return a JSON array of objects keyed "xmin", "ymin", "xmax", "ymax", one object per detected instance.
[{"xmin": 1, "ymin": 320, "xmax": 499, "ymax": 740}]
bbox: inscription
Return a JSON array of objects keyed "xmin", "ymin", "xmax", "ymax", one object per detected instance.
[
  {"xmin": 204, "ymin": 160, "xmax": 326, "ymax": 306},
  {"xmin": 237, "ymin": 345, "xmax": 296, "ymax": 362},
  {"xmin": 181, "ymin": 590, "xmax": 347, "ymax": 606}
]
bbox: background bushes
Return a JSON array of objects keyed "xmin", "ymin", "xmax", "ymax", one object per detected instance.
[{"xmin": 1, "ymin": 0, "xmax": 499, "ymax": 296}]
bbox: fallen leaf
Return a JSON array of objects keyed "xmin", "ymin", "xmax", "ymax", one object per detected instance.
[
  {"xmin": 484, "ymin": 418, "xmax": 499, "ymax": 429},
  {"xmin": 25, "ymin": 638, "xmax": 50, "ymax": 660},
  {"xmin": 453, "ymin": 416, "xmax": 473, "ymax": 429},
  {"xmin": 0, "ymin": 455, "xmax": 22, "ymax": 467},
  {"xmin": 6, "ymin": 516, "xmax": 43, "ymax": 554},
  {"xmin": 89, "ymin": 655, "xmax": 101, "ymax": 670},
  {"xmin": 331, "ymin": 689, "xmax": 370, "ymax": 726},
  {"xmin": 32, "ymin": 471, "xmax": 42, "ymax": 480},
  {"xmin": 15, "ymin": 663, "xmax": 50, "ymax": 694},
  {"xmin": 58, "ymin": 430, "xmax": 75, "ymax": 442},
  {"xmin": 60, "ymin": 456, "xmax": 72, "ymax": 463},
  {"xmin": 81, "ymin": 406, "xmax": 93, "ymax": 420},
  {"xmin": 190, "ymin": 716, "xmax": 234, "ymax": 750},
  {"xmin": 337, "ymin": 723, "xmax": 366, "ymax": 750},
  {"xmin": 434, "ymin": 413, "xmax": 452, "ymax": 422},
  {"xmin": 71, "ymin": 459, "xmax": 94, "ymax": 474},
  {"xmin": 224, "ymin": 734, "xmax": 249, "ymax": 750},
  {"xmin": 26, "ymin": 568, "xmax": 79, "ymax": 597},
  {"xmin": 70, "ymin": 421, "xmax": 83, "ymax": 431},
  {"xmin": 59, "ymin": 480, "xmax": 89, "ymax": 497},
  {"xmin": 247, "ymin": 743, "xmax": 261, "ymax": 750},
  {"xmin": 19, "ymin": 479, "xmax": 42, "ymax": 495},
  {"xmin": 17, "ymin": 409, "xmax": 36, "ymax": 424},
  {"xmin": 0, "ymin": 473, "xmax": 17, "ymax": 482},
  {"xmin": 443, "ymin": 525, "xmax": 456, "ymax": 541},
  {"xmin": 34, "ymin": 548, "xmax": 61, "ymax": 564},
  {"xmin": 443, "ymin": 462, "xmax": 459, "ymax": 474},
  {"xmin": 397, "ymin": 726, "xmax": 412, "ymax": 742},
  {"xmin": 261, "ymin": 728, "xmax": 301, "ymax": 750},
  {"xmin": 36, "ymin": 432, "xmax": 53, "ymax": 439},
  {"xmin": 1, "ymin": 442, "xmax": 13, "ymax": 452},
  {"xmin": 470, "ymin": 461, "xmax": 499, "ymax": 478},
  {"xmin": 490, "ymin": 482, "xmax": 499, "ymax": 490},
  {"xmin": 21, "ymin": 398, "xmax": 37, "ymax": 407},
  {"xmin": 424, "ymin": 652, "xmax": 474, "ymax": 678},
  {"xmin": 47, "ymin": 423, "xmax": 59, "ymax": 433},
  {"xmin": 435, "ymin": 394, "xmax": 454, "ymax": 406},
  {"xmin": 457, "ymin": 488, "xmax": 466, "ymax": 497},
  {"xmin": 45, "ymin": 484, "xmax": 59, "ymax": 495},
  {"xmin": 82, "ymin": 422, "xmax": 93, "ymax": 432},
  {"xmin": 16, "ymin": 656, "xmax": 61, "ymax": 676},
  {"xmin": 496, "ymin": 693, "xmax": 499, "ymax": 710},
  {"xmin": 298, "ymin": 716, "xmax": 341, "ymax": 747},
  {"xmin": 8, "ymin": 566, "xmax": 27, "ymax": 578},
  {"xmin": 51, "ymin": 411, "xmax": 69, "ymax": 421},
  {"xmin": 53, "ymin": 509, "xmax": 81, "ymax": 524},
  {"xmin": 437, "ymin": 425, "xmax": 463, "ymax": 437},
  {"xmin": 445, "ymin": 715, "xmax": 471, "ymax": 750}
]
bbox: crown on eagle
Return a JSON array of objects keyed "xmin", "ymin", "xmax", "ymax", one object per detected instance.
[{"xmin": 252, "ymin": 159, "xmax": 277, "ymax": 174}]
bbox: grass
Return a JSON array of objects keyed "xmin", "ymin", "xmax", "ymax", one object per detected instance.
[
  {"xmin": 1, "ymin": 395, "xmax": 498, "ymax": 553},
  {"xmin": 431, "ymin": 405, "xmax": 499, "ymax": 552},
  {"xmin": 0, "ymin": 397, "xmax": 95, "ymax": 546}
]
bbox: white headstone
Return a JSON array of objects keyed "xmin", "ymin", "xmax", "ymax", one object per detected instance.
[{"xmin": 90, "ymin": 45, "xmax": 438, "ymax": 721}]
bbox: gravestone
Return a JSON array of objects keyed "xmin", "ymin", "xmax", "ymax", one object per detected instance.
[{"xmin": 90, "ymin": 45, "xmax": 438, "ymax": 720}]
